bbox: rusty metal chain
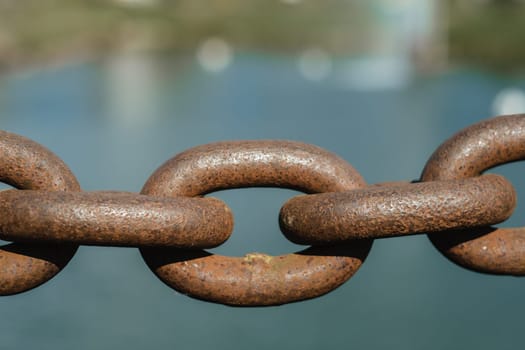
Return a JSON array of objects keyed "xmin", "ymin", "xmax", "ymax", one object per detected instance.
[
  {"xmin": 0, "ymin": 131, "xmax": 80, "ymax": 295},
  {"xmin": 0, "ymin": 115, "xmax": 523, "ymax": 306},
  {"xmin": 420, "ymin": 115, "xmax": 525, "ymax": 275},
  {"xmin": 139, "ymin": 141, "xmax": 372, "ymax": 306}
]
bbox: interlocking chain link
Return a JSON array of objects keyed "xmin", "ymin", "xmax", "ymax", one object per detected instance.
[
  {"xmin": 140, "ymin": 141, "xmax": 372, "ymax": 306},
  {"xmin": 0, "ymin": 131, "xmax": 79, "ymax": 295},
  {"xmin": 0, "ymin": 115, "xmax": 523, "ymax": 305},
  {"xmin": 0, "ymin": 191, "xmax": 233, "ymax": 248},
  {"xmin": 421, "ymin": 115, "xmax": 525, "ymax": 275},
  {"xmin": 280, "ymin": 175, "xmax": 515, "ymax": 243}
]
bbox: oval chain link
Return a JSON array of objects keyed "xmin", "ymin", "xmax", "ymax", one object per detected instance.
[
  {"xmin": 140, "ymin": 140, "xmax": 372, "ymax": 306},
  {"xmin": 0, "ymin": 190, "xmax": 233, "ymax": 248},
  {"xmin": 0, "ymin": 131, "xmax": 80, "ymax": 295},
  {"xmin": 279, "ymin": 174, "xmax": 516, "ymax": 243},
  {"xmin": 421, "ymin": 114, "xmax": 525, "ymax": 274}
]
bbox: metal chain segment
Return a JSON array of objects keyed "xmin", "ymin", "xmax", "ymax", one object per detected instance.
[
  {"xmin": 279, "ymin": 174, "xmax": 516, "ymax": 243},
  {"xmin": 421, "ymin": 114, "xmax": 525, "ymax": 275},
  {"xmin": 140, "ymin": 140, "xmax": 372, "ymax": 306},
  {"xmin": 140, "ymin": 140, "xmax": 368, "ymax": 196},
  {"xmin": 0, "ymin": 115, "xmax": 523, "ymax": 304},
  {"xmin": 0, "ymin": 130, "xmax": 80, "ymax": 295},
  {"xmin": 0, "ymin": 190, "xmax": 233, "ymax": 248}
]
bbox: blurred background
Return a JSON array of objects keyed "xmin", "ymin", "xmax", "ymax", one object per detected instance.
[{"xmin": 1, "ymin": 0, "xmax": 525, "ymax": 349}]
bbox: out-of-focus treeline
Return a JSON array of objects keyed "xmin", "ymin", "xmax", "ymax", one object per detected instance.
[
  {"xmin": 448, "ymin": 0, "xmax": 525, "ymax": 73},
  {"xmin": 0, "ymin": 0, "xmax": 366, "ymax": 69},
  {"xmin": 0, "ymin": 0, "xmax": 524, "ymax": 74}
]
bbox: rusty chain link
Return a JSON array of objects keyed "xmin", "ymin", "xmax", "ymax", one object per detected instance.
[
  {"xmin": 0, "ymin": 130, "xmax": 80, "ymax": 295},
  {"xmin": 139, "ymin": 140, "xmax": 372, "ymax": 306},
  {"xmin": 420, "ymin": 115, "xmax": 525, "ymax": 275},
  {"xmin": 0, "ymin": 115, "xmax": 523, "ymax": 305},
  {"xmin": 0, "ymin": 191, "xmax": 233, "ymax": 248}
]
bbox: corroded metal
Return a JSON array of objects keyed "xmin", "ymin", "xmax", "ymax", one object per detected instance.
[
  {"xmin": 0, "ymin": 191, "xmax": 233, "ymax": 248},
  {"xmin": 2, "ymin": 116, "xmax": 523, "ymax": 301},
  {"xmin": 140, "ymin": 140, "xmax": 372, "ymax": 306},
  {"xmin": 279, "ymin": 174, "xmax": 516, "ymax": 243},
  {"xmin": 141, "ymin": 140, "xmax": 366, "ymax": 196},
  {"xmin": 421, "ymin": 114, "xmax": 525, "ymax": 275},
  {"xmin": 0, "ymin": 130, "xmax": 79, "ymax": 295},
  {"xmin": 142, "ymin": 245, "xmax": 371, "ymax": 306}
]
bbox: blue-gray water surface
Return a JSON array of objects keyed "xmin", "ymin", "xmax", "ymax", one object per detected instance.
[{"xmin": 0, "ymin": 54, "xmax": 524, "ymax": 349}]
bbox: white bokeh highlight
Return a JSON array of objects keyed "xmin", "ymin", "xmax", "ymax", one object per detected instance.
[
  {"xmin": 298, "ymin": 48, "xmax": 333, "ymax": 82},
  {"xmin": 196, "ymin": 38, "xmax": 234, "ymax": 74},
  {"xmin": 492, "ymin": 88, "xmax": 525, "ymax": 116}
]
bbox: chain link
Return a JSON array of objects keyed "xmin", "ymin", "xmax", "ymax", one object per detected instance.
[
  {"xmin": 140, "ymin": 140, "xmax": 372, "ymax": 306},
  {"xmin": 421, "ymin": 115, "xmax": 525, "ymax": 275},
  {"xmin": 279, "ymin": 174, "xmax": 515, "ymax": 243},
  {"xmin": 0, "ymin": 190, "xmax": 233, "ymax": 248},
  {"xmin": 0, "ymin": 115, "xmax": 523, "ymax": 305},
  {"xmin": 0, "ymin": 131, "xmax": 79, "ymax": 295}
]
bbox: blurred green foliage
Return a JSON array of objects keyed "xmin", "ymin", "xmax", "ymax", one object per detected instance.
[
  {"xmin": 0, "ymin": 0, "xmax": 370, "ymax": 69},
  {"xmin": 0, "ymin": 0, "xmax": 525, "ymax": 74},
  {"xmin": 448, "ymin": 0, "xmax": 525, "ymax": 74}
]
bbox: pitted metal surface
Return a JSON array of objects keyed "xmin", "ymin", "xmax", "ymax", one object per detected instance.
[
  {"xmin": 140, "ymin": 140, "xmax": 372, "ymax": 306},
  {"xmin": 279, "ymin": 174, "xmax": 516, "ymax": 243},
  {"xmin": 141, "ymin": 140, "xmax": 366, "ymax": 196},
  {"xmin": 421, "ymin": 115, "xmax": 525, "ymax": 274},
  {"xmin": 1, "ymin": 116, "xmax": 524, "ymax": 304},
  {"xmin": 0, "ymin": 191, "xmax": 233, "ymax": 248},
  {"xmin": 143, "ymin": 245, "xmax": 370, "ymax": 306},
  {"xmin": 0, "ymin": 130, "xmax": 79, "ymax": 295}
]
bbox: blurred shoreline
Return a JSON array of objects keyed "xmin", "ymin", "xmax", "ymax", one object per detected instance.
[{"xmin": 0, "ymin": 0, "xmax": 524, "ymax": 75}]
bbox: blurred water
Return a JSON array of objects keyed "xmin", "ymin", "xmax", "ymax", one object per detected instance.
[{"xmin": 0, "ymin": 54, "xmax": 524, "ymax": 350}]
